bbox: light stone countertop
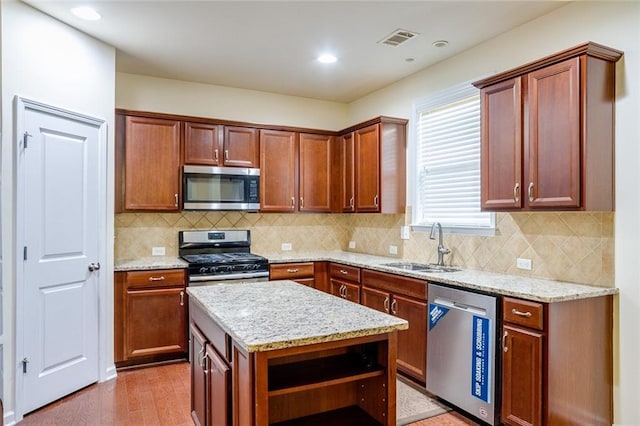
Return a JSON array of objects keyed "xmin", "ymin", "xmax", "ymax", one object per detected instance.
[
  {"xmin": 261, "ymin": 251, "xmax": 618, "ymax": 303},
  {"xmin": 187, "ymin": 280, "xmax": 408, "ymax": 353},
  {"xmin": 114, "ymin": 256, "xmax": 188, "ymax": 271}
]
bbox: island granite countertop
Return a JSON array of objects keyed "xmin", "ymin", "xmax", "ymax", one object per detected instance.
[{"xmin": 187, "ymin": 280, "xmax": 408, "ymax": 353}]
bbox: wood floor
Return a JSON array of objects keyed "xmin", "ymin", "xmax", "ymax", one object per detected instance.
[{"xmin": 21, "ymin": 362, "xmax": 477, "ymax": 426}]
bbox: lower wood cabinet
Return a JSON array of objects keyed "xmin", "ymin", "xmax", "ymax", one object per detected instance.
[
  {"xmin": 501, "ymin": 296, "xmax": 613, "ymax": 426},
  {"xmin": 269, "ymin": 262, "xmax": 315, "ymax": 288},
  {"xmin": 190, "ymin": 323, "xmax": 231, "ymax": 426},
  {"xmin": 361, "ymin": 270, "xmax": 427, "ymax": 384},
  {"xmin": 114, "ymin": 269, "xmax": 188, "ymax": 366},
  {"xmin": 329, "ymin": 263, "xmax": 361, "ymax": 303}
]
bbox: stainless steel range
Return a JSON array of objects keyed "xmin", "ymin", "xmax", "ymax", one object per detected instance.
[{"xmin": 179, "ymin": 230, "xmax": 269, "ymax": 285}]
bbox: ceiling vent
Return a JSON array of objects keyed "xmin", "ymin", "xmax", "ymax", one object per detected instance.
[{"xmin": 378, "ymin": 29, "xmax": 419, "ymax": 47}]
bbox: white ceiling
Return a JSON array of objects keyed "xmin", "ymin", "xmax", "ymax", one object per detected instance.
[{"xmin": 24, "ymin": 1, "xmax": 568, "ymax": 103}]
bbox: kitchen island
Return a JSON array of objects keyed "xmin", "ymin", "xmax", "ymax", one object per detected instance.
[{"xmin": 187, "ymin": 280, "xmax": 408, "ymax": 426}]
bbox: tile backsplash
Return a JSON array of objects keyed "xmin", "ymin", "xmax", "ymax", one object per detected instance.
[{"xmin": 115, "ymin": 210, "xmax": 614, "ymax": 287}]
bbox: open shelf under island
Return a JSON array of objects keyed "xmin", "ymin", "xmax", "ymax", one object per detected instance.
[{"xmin": 187, "ymin": 280, "xmax": 408, "ymax": 426}]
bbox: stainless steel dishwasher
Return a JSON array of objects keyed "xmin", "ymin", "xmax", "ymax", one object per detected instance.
[{"xmin": 426, "ymin": 283, "xmax": 499, "ymax": 425}]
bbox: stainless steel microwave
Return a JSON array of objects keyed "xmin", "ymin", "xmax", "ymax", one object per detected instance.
[{"xmin": 182, "ymin": 165, "xmax": 260, "ymax": 211}]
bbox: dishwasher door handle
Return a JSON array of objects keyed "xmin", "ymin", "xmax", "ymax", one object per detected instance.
[{"xmin": 433, "ymin": 297, "xmax": 487, "ymax": 316}]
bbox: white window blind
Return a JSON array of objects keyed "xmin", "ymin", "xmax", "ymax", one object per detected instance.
[{"xmin": 413, "ymin": 82, "xmax": 494, "ymax": 231}]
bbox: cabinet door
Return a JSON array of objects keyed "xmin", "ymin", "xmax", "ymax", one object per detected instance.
[
  {"xmin": 392, "ymin": 294, "xmax": 427, "ymax": 382},
  {"xmin": 260, "ymin": 130, "xmax": 297, "ymax": 212},
  {"xmin": 206, "ymin": 344, "xmax": 230, "ymax": 426},
  {"xmin": 354, "ymin": 124, "xmax": 380, "ymax": 212},
  {"xmin": 362, "ymin": 286, "xmax": 390, "ymax": 314},
  {"xmin": 330, "ymin": 279, "xmax": 360, "ymax": 303},
  {"xmin": 190, "ymin": 324, "xmax": 207, "ymax": 426},
  {"xmin": 502, "ymin": 324, "xmax": 543, "ymax": 426},
  {"xmin": 341, "ymin": 132, "xmax": 356, "ymax": 212},
  {"xmin": 299, "ymin": 133, "xmax": 332, "ymax": 212},
  {"xmin": 527, "ymin": 57, "xmax": 581, "ymax": 208},
  {"xmin": 124, "ymin": 116, "xmax": 181, "ymax": 210},
  {"xmin": 124, "ymin": 287, "xmax": 187, "ymax": 359},
  {"xmin": 184, "ymin": 122, "xmax": 222, "ymax": 166},
  {"xmin": 480, "ymin": 78, "xmax": 523, "ymax": 210},
  {"xmin": 223, "ymin": 126, "xmax": 259, "ymax": 168},
  {"xmin": 294, "ymin": 278, "xmax": 315, "ymax": 288}
]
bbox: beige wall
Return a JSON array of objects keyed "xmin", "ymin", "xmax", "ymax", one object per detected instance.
[{"xmin": 116, "ymin": 72, "xmax": 350, "ymax": 130}]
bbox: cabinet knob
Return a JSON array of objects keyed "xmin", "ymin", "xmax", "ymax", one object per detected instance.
[
  {"xmin": 513, "ymin": 183, "xmax": 520, "ymax": 203},
  {"xmin": 528, "ymin": 182, "xmax": 534, "ymax": 202}
]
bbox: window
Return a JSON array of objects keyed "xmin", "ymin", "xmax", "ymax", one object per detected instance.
[{"xmin": 412, "ymin": 81, "xmax": 494, "ymax": 233}]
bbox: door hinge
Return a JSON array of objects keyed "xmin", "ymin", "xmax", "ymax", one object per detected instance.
[
  {"xmin": 22, "ymin": 132, "xmax": 32, "ymax": 149},
  {"xmin": 22, "ymin": 357, "xmax": 29, "ymax": 374},
  {"xmin": 23, "ymin": 246, "xmax": 27, "ymax": 261}
]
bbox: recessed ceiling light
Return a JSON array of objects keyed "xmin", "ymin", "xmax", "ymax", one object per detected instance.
[
  {"xmin": 432, "ymin": 40, "xmax": 449, "ymax": 48},
  {"xmin": 317, "ymin": 54, "xmax": 337, "ymax": 64},
  {"xmin": 71, "ymin": 6, "xmax": 101, "ymax": 21},
  {"xmin": 405, "ymin": 57, "xmax": 415, "ymax": 63}
]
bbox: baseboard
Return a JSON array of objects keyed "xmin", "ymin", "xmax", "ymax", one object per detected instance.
[
  {"xmin": 3, "ymin": 409, "xmax": 17, "ymax": 426},
  {"xmin": 101, "ymin": 364, "xmax": 117, "ymax": 382}
]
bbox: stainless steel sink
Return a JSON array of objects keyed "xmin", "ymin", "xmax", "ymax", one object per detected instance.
[{"xmin": 381, "ymin": 262, "xmax": 460, "ymax": 273}]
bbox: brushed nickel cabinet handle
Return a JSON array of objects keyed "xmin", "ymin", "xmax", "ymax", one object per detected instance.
[
  {"xmin": 300, "ymin": 197, "xmax": 304, "ymax": 209},
  {"xmin": 174, "ymin": 193, "xmax": 179, "ymax": 207},
  {"xmin": 214, "ymin": 149, "xmax": 219, "ymax": 161},
  {"xmin": 148, "ymin": 276, "xmax": 165, "ymax": 281},
  {"xmin": 349, "ymin": 197, "xmax": 354, "ymax": 209},
  {"xmin": 291, "ymin": 197, "xmax": 295, "ymax": 209},
  {"xmin": 198, "ymin": 347, "xmax": 206, "ymax": 368},
  {"xmin": 374, "ymin": 195, "xmax": 379, "ymax": 207},
  {"xmin": 224, "ymin": 150, "xmax": 229, "ymax": 161},
  {"xmin": 512, "ymin": 308, "xmax": 532, "ymax": 318},
  {"xmin": 528, "ymin": 182, "xmax": 534, "ymax": 202},
  {"xmin": 513, "ymin": 182, "xmax": 520, "ymax": 203},
  {"xmin": 391, "ymin": 299, "xmax": 398, "ymax": 315},
  {"xmin": 180, "ymin": 291, "xmax": 184, "ymax": 306},
  {"xmin": 383, "ymin": 297, "xmax": 389, "ymax": 313},
  {"xmin": 286, "ymin": 268, "xmax": 299, "ymax": 273},
  {"xmin": 339, "ymin": 270, "xmax": 348, "ymax": 275},
  {"xmin": 503, "ymin": 330, "xmax": 509, "ymax": 352}
]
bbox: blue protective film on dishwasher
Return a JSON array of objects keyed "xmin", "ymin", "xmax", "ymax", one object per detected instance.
[
  {"xmin": 471, "ymin": 315, "xmax": 491, "ymax": 402},
  {"xmin": 428, "ymin": 303, "xmax": 449, "ymax": 330}
]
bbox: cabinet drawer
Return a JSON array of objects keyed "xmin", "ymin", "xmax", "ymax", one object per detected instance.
[
  {"xmin": 362, "ymin": 269, "xmax": 427, "ymax": 301},
  {"xmin": 503, "ymin": 297, "xmax": 544, "ymax": 330},
  {"xmin": 270, "ymin": 263, "xmax": 315, "ymax": 280},
  {"xmin": 329, "ymin": 263, "xmax": 361, "ymax": 283},
  {"xmin": 125, "ymin": 269, "xmax": 186, "ymax": 288}
]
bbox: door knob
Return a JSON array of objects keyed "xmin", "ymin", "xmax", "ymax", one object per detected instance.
[{"xmin": 88, "ymin": 262, "xmax": 101, "ymax": 272}]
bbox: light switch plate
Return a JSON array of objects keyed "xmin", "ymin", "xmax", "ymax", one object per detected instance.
[
  {"xmin": 281, "ymin": 243, "xmax": 292, "ymax": 251},
  {"xmin": 400, "ymin": 226, "xmax": 410, "ymax": 240},
  {"xmin": 348, "ymin": 241, "xmax": 356, "ymax": 249},
  {"xmin": 152, "ymin": 246, "xmax": 166, "ymax": 256},
  {"xmin": 516, "ymin": 258, "xmax": 532, "ymax": 270}
]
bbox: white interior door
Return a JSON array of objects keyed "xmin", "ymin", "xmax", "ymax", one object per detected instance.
[{"xmin": 18, "ymin": 100, "xmax": 102, "ymax": 413}]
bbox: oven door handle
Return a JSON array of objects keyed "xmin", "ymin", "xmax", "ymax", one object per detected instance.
[{"xmin": 189, "ymin": 271, "xmax": 269, "ymax": 282}]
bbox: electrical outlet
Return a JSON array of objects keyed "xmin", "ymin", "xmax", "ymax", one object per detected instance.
[
  {"xmin": 400, "ymin": 226, "xmax": 410, "ymax": 240},
  {"xmin": 389, "ymin": 245, "xmax": 398, "ymax": 255},
  {"xmin": 152, "ymin": 246, "xmax": 166, "ymax": 256},
  {"xmin": 281, "ymin": 243, "xmax": 292, "ymax": 251},
  {"xmin": 348, "ymin": 241, "xmax": 356, "ymax": 249},
  {"xmin": 516, "ymin": 258, "xmax": 532, "ymax": 270}
]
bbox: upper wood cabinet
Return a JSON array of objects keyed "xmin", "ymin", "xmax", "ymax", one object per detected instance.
[
  {"xmin": 184, "ymin": 122, "xmax": 259, "ymax": 168},
  {"xmin": 474, "ymin": 42, "xmax": 623, "ymax": 211},
  {"xmin": 116, "ymin": 114, "xmax": 182, "ymax": 212},
  {"xmin": 337, "ymin": 117, "xmax": 407, "ymax": 213},
  {"xmin": 259, "ymin": 130, "xmax": 333, "ymax": 213}
]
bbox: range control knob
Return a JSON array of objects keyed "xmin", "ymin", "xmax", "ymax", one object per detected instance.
[{"xmin": 199, "ymin": 267, "xmax": 208, "ymax": 274}]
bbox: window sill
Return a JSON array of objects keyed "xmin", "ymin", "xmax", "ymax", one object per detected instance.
[{"xmin": 410, "ymin": 224, "xmax": 496, "ymax": 237}]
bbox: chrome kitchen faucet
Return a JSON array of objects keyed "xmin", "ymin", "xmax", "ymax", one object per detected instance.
[{"xmin": 429, "ymin": 222, "xmax": 450, "ymax": 266}]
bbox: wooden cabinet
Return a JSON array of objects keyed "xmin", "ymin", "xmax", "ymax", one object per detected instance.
[
  {"xmin": 361, "ymin": 270, "xmax": 427, "ymax": 383},
  {"xmin": 184, "ymin": 122, "xmax": 259, "ymax": 168},
  {"xmin": 269, "ymin": 262, "xmax": 315, "ymax": 288},
  {"xmin": 116, "ymin": 114, "xmax": 182, "ymax": 211},
  {"xmin": 259, "ymin": 130, "xmax": 333, "ymax": 213},
  {"xmin": 474, "ymin": 42, "xmax": 622, "ymax": 211},
  {"xmin": 337, "ymin": 117, "xmax": 407, "ymax": 213},
  {"xmin": 190, "ymin": 323, "xmax": 231, "ymax": 426},
  {"xmin": 501, "ymin": 296, "xmax": 613, "ymax": 426},
  {"xmin": 114, "ymin": 269, "xmax": 188, "ymax": 366},
  {"xmin": 329, "ymin": 263, "xmax": 361, "ymax": 303}
]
